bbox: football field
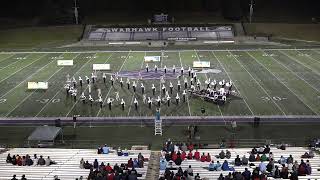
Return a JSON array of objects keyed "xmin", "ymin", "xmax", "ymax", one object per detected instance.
[{"xmin": 0, "ymin": 49, "xmax": 319, "ymax": 118}]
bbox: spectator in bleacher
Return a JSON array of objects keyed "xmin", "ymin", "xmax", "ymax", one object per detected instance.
[
  {"xmin": 6, "ymin": 153, "xmax": 12, "ymax": 163},
  {"xmin": 292, "ymin": 160, "xmax": 299, "ymax": 172},
  {"xmin": 306, "ymin": 162, "xmax": 312, "ymax": 175},
  {"xmin": 242, "ymin": 168, "xmax": 251, "ymax": 180},
  {"xmin": 206, "ymin": 153, "xmax": 212, "ymax": 162},
  {"xmin": 97, "ymin": 146, "xmax": 102, "ymax": 154},
  {"xmin": 224, "ymin": 172, "xmax": 232, "ymax": 179},
  {"xmin": 165, "ymin": 152, "xmax": 171, "ymax": 161},
  {"xmin": 251, "ymin": 147, "xmax": 258, "ymax": 154},
  {"xmin": 127, "ymin": 158, "xmax": 133, "ymax": 168},
  {"xmin": 249, "ymin": 152, "xmax": 255, "ymax": 162},
  {"xmin": 252, "ymin": 167, "xmax": 260, "ymax": 179},
  {"xmin": 11, "ymin": 155, "xmax": 17, "ymax": 165},
  {"xmin": 187, "ymin": 151, "xmax": 193, "ymax": 160},
  {"xmin": 208, "ymin": 160, "xmax": 215, "ymax": 171},
  {"xmin": 258, "ymin": 147, "xmax": 264, "ymax": 154},
  {"xmin": 218, "ymin": 173, "xmax": 224, "ymax": 180},
  {"xmin": 16, "ymin": 155, "xmax": 22, "ymax": 166},
  {"xmin": 181, "ymin": 151, "xmax": 186, "ymax": 161},
  {"xmin": 266, "ymin": 159, "xmax": 274, "ymax": 172},
  {"xmin": 194, "ymin": 173, "xmax": 200, "ymax": 180},
  {"xmin": 215, "ymin": 160, "xmax": 222, "ymax": 171},
  {"xmin": 181, "ymin": 143, "xmax": 188, "ymax": 152},
  {"xmin": 260, "ymin": 153, "xmax": 268, "ymax": 162},
  {"xmin": 217, "ymin": 150, "xmax": 225, "ymax": 159},
  {"xmin": 45, "ymin": 156, "xmax": 56, "ymax": 166},
  {"xmin": 102, "ymin": 144, "xmax": 109, "ymax": 154},
  {"xmin": 287, "ymin": 154, "xmax": 294, "ymax": 164},
  {"xmin": 160, "ymin": 159, "xmax": 167, "ymax": 170},
  {"xmin": 105, "ymin": 163, "xmax": 113, "ymax": 172},
  {"xmin": 25, "ymin": 155, "xmax": 33, "ymax": 166},
  {"xmin": 84, "ymin": 160, "xmax": 92, "ymax": 169},
  {"xmin": 290, "ymin": 171, "xmax": 299, "ymax": 180},
  {"xmin": 187, "ymin": 143, "xmax": 194, "ymax": 151},
  {"xmin": 273, "ymin": 165, "xmax": 281, "ymax": 178},
  {"xmin": 21, "ymin": 156, "xmax": 26, "ymax": 166},
  {"xmin": 117, "ymin": 147, "xmax": 123, "ymax": 156},
  {"xmin": 174, "ymin": 143, "xmax": 179, "ymax": 152},
  {"xmin": 242, "ymin": 155, "xmax": 248, "ymax": 165},
  {"xmin": 133, "ymin": 158, "xmax": 139, "ymax": 168},
  {"xmin": 301, "ymin": 151, "xmax": 314, "ymax": 158},
  {"xmin": 33, "ymin": 154, "xmax": 38, "ymax": 164},
  {"xmin": 99, "ymin": 162, "xmax": 105, "ymax": 171},
  {"xmin": 268, "ymin": 152, "xmax": 274, "ymax": 160},
  {"xmin": 235, "ymin": 155, "xmax": 242, "ymax": 166},
  {"xmin": 123, "ymin": 148, "xmax": 129, "ymax": 156},
  {"xmin": 107, "ymin": 170, "xmax": 115, "ymax": 180},
  {"xmin": 280, "ymin": 164, "xmax": 289, "ymax": 178},
  {"xmin": 93, "ymin": 159, "xmax": 99, "ymax": 169},
  {"xmin": 222, "ymin": 160, "xmax": 235, "ymax": 171},
  {"xmin": 226, "ymin": 150, "xmax": 231, "ymax": 159},
  {"xmin": 278, "ymin": 155, "xmax": 286, "ymax": 165},
  {"xmin": 194, "ymin": 149, "xmax": 200, "ymax": 160},
  {"xmin": 263, "ymin": 145, "xmax": 270, "ymax": 154},
  {"xmin": 258, "ymin": 160, "xmax": 267, "ymax": 173},
  {"xmin": 255, "ymin": 154, "xmax": 261, "ymax": 161},
  {"xmin": 175, "ymin": 153, "xmax": 182, "ymax": 166},
  {"xmin": 79, "ymin": 158, "xmax": 84, "ymax": 169},
  {"xmin": 37, "ymin": 155, "xmax": 45, "ymax": 166},
  {"xmin": 171, "ymin": 151, "xmax": 177, "ymax": 162},
  {"xmin": 21, "ymin": 174, "xmax": 27, "ymax": 180},
  {"xmin": 234, "ymin": 171, "xmax": 243, "ymax": 180},
  {"xmin": 186, "ymin": 165, "xmax": 193, "ymax": 176},
  {"xmin": 11, "ymin": 174, "xmax": 17, "ymax": 180},
  {"xmin": 200, "ymin": 152, "xmax": 206, "ymax": 162}
]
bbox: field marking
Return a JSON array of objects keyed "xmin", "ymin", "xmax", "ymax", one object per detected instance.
[
  {"xmin": 0, "ymin": 54, "xmax": 16, "ymax": 64},
  {"xmin": 295, "ymin": 49, "xmax": 320, "ymax": 63},
  {"xmin": 34, "ymin": 53, "xmax": 84, "ymax": 117},
  {"xmin": 211, "ymin": 51, "xmax": 254, "ymax": 116},
  {"xmin": 1, "ymin": 48, "xmax": 320, "ymax": 54},
  {"xmin": 279, "ymin": 50, "xmax": 320, "ymax": 77},
  {"xmin": 194, "ymin": 50, "xmax": 224, "ymax": 118},
  {"xmin": 257, "ymin": 50, "xmax": 319, "ymax": 115},
  {"xmin": 127, "ymin": 52, "xmax": 145, "ymax": 116},
  {"xmin": 260, "ymin": 51, "xmax": 320, "ymax": 93},
  {"xmin": 0, "ymin": 54, "xmax": 33, "ymax": 71},
  {"xmin": 95, "ymin": 52, "xmax": 126, "ymax": 117},
  {"xmin": 0, "ymin": 54, "xmax": 47, "ymax": 84},
  {"xmin": 178, "ymin": 51, "xmax": 192, "ymax": 116},
  {"xmin": 228, "ymin": 51, "xmax": 286, "ymax": 116},
  {"xmin": 0, "ymin": 54, "xmax": 61, "ymax": 99},
  {"xmin": 5, "ymin": 67, "xmax": 64, "ymax": 117}
]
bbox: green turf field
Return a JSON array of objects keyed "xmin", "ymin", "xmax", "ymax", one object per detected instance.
[{"xmin": 0, "ymin": 49, "xmax": 319, "ymax": 118}]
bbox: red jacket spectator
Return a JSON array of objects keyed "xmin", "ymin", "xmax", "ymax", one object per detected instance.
[
  {"xmin": 194, "ymin": 150, "xmax": 200, "ymax": 160},
  {"xmin": 187, "ymin": 151, "xmax": 193, "ymax": 160},
  {"xmin": 105, "ymin": 163, "xmax": 113, "ymax": 172},
  {"xmin": 17, "ymin": 157, "xmax": 22, "ymax": 166},
  {"xmin": 172, "ymin": 152, "xmax": 177, "ymax": 162},
  {"xmin": 256, "ymin": 154, "xmax": 261, "ymax": 161},
  {"xmin": 200, "ymin": 153, "xmax": 207, "ymax": 162},
  {"xmin": 187, "ymin": 144, "xmax": 194, "ymax": 151},
  {"xmin": 127, "ymin": 158, "xmax": 133, "ymax": 168},
  {"xmin": 206, "ymin": 153, "xmax": 212, "ymax": 162},
  {"xmin": 107, "ymin": 172, "xmax": 114, "ymax": 180},
  {"xmin": 181, "ymin": 151, "xmax": 186, "ymax": 161}
]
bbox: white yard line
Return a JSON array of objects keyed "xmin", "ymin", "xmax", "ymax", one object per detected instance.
[
  {"xmin": 194, "ymin": 50, "xmax": 223, "ymax": 118},
  {"xmin": 0, "ymin": 53, "xmax": 34, "ymax": 71},
  {"xmin": 127, "ymin": 52, "xmax": 145, "ymax": 116},
  {"xmin": 95, "ymin": 52, "xmax": 128, "ymax": 117},
  {"xmin": 279, "ymin": 50, "xmax": 320, "ymax": 77},
  {"xmin": 179, "ymin": 51, "xmax": 192, "ymax": 116},
  {"xmin": 228, "ymin": 50, "xmax": 286, "ymax": 116},
  {"xmin": 33, "ymin": 53, "xmax": 85, "ymax": 117},
  {"xmin": 0, "ymin": 54, "xmax": 16, "ymax": 64},
  {"xmin": 5, "ymin": 67, "xmax": 64, "ymax": 117},
  {"xmin": 255, "ymin": 51, "xmax": 319, "ymax": 115},
  {"xmin": 64, "ymin": 53, "xmax": 106, "ymax": 117},
  {"xmin": 0, "ymin": 54, "xmax": 47, "ymax": 84},
  {"xmin": 0, "ymin": 55, "xmax": 60, "ymax": 99},
  {"xmin": 295, "ymin": 49, "xmax": 320, "ymax": 63},
  {"xmin": 260, "ymin": 50, "xmax": 320, "ymax": 93},
  {"xmin": 211, "ymin": 51, "xmax": 255, "ymax": 116}
]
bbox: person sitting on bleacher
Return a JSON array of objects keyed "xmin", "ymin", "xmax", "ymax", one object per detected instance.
[
  {"xmin": 160, "ymin": 159, "xmax": 167, "ymax": 170},
  {"xmin": 217, "ymin": 150, "xmax": 225, "ymax": 159},
  {"xmin": 200, "ymin": 152, "xmax": 207, "ymax": 162},
  {"xmin": 278, "ymin": 155, "xmax": 287, "ymax": 165},
  {"xmin": 21, "ymin": 174, "xmax": 27, "ymax": 180},
  {"xmin": 117, "ymin": 147, "xmax": 123, "ymax": 156},
  {"xmin": 249, "ymin": 152, "xmax": 255, "ymax": 162},
  {"xmin": 16, "ymin": 155, "xmax": 22, "ymax": 166},
  {"xmin": 259, "ymin": 160, "xmax": 267, "ymax": 173},
  {"xmin": 79, "ymin": 158, "xmax": 84, "ymax": 169},
  {"xmin": 104, "ymin": 163, "xmax": 113, "ymax": 172},
  {"xmin": 266, "ymin": 159, "xmax": 274, "ymax": 173},
  {"xmin": 45, "ymin": 156, "xmax": 56, "ymax": 166},
  {"xmin": 127, "ymin": 158, "xmax": 133, "ymax": 168},
  {"xmin": 99, "ymin": 162, "xmax": 105, "ymax": 171},
  {"xmin": 260, "ymin": 153, "xmax": 268, "ymax": 162},
  {"xmin": 218, "ymin": 173, "xmax": 224, "ymax": 180},
  {"xmin": 171, "ymin": 151, "xmax": 177, "ymax": 162},
  {"xmin": 93, "ymin": 159, "xmax": 99, "ymax": 169},
  {"xmin": 226, "ymin": 150, "xmax": 231, "ymax": 159},
  {"xmin": 269, "ymin": 152, "xmax": 274, "ymax": 160},
  {"xmin": 252, "ymin": 167, "xmax": 260, "ymax": 179},
  {"xmin": 242, "ymin": 168, "xmax": 251, "ymax": 180},
  {"xmin": 222, "ymin": 160, "xmax": 235, "ymax": 171},
  {"xmin": 280, "ymin": 164, "xmax": 289, "ymax": 178},
  {"xmin": 235, "ymin": 155, "xmax": 242, "ymax": 166},
  {"xmin": 287, "ymin": 154, "xmax": 294, "ymax": 164},
  {"xmin": 187, "ymin": 150, "xmax": 193, "ymax": 160},
  {"xmin": 84, "ymin": 160, "xmax": 92, "ymax": 169},
  {"xmin": 181, "ymin": 150, "xmax": 186, "ymax": 161},
  {"xmin": 186, "ymin": 165, "xmax": 193, "ymax": 176},
  {"xmin": 181, "ymin": 143, "xmax": 188, "ymax": 152},
  {"xmin": 174, "ymin": 153, "xmax": 182, "ymax": 165},
  {"xmin": 306, "ymin": 162, "xmax": 312, "ymax": 175},
  {"xmin": 11, "ymin": 174, "xmax": 18, "ymax": 180},
  {"xmin": 123, "ymin": 148, "xmax": 129, "ymax": 156},
  {"xmin": 215, "ymin": 161, "xmax": 222, "ymax": 171},
  {"xmin": 258, "ymin": 146, "xmax": 264, "ymax": 154},
  {"xmin": 37, "ymin": 155, "xmax": 45, "ymax": 165},
  {"xmin": 263, "ymin": 145, "xmax": 270, "ymax": 154},
  {"xmin": 102, "ymin": 144, "xmax": 110, "ymax": 154},
  {"xmin": 6, "ymin": 153, "xmax": 12, "ymax": 163},
  {"xmin": 242, "ymin": 155, "xmax": 249, "ymax": 165},
  {"xmin": 194, "ymin": 149, "xmax": 200, "ymax": 160},
  {"xmin": 25, "ymin": 154, "xmax": 33, "ymax": 166},
  {"xmin": 206, "ymin": 153, "xmax": 212, "ymax": 162},
  {"xmin": 251, "ymin": 147, "xmax": 258, "ymax": 154},
  {"xmin": 97, "ymin": 146, "xmax": 102, "ymax": 154},
  {"xmin": 301, "ymin": 150, "xmax": 314, "ymax": 158},
  {"xmin": 273, "ymin": 165, "xmax": 281, "ymax": 178},
  {"xmin": 133, "ymin": 158, "xmax": 139, "ymax": 168},
  {"xmin": 208, "ymin": 160, "xmax": 215, "ymax": 171}
]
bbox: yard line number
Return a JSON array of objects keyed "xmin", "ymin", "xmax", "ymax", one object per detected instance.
[
  {"xmin": 261, "ymin": 96, "xmax": 287, "ymax": 101},
  {"xmin": 0, "ymin": 99, "xmax": 7, "ymax": 103},
  {"xmin": 36, "ymin": 98, "xmax": 60, "ymax": 104}
]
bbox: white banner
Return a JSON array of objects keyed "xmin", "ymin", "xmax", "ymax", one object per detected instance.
[
  {"xmin": 28, "ymin": 82, "xmax": 48, "ymax": 90},
  {"xmin": 144, "ymin": 56, "xmax": 161, "ymax": 62},
  {"xmin": 93, "ymin": 64, "xmax": 110, "ymax": 70},
  {"xmin": 57, "ymin": 60, "xmax": 73, "ymax": 66},
  {"xmin": 193, "ymin": 61, "xmax": 210, "ymax": 68}
]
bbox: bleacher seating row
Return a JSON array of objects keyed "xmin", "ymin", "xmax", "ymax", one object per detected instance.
[
  {"xmin": 159, "ymin": 147, "xmax": 320, "ymax": 180},
  {"xmin": 0, "ymin": 148, "xmax": 151, "ymax": 180}
]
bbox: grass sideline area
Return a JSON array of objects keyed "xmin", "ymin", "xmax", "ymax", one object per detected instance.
[
  {"xmin": 0, "ymin": 25, "xmax": 83, "ymax": 49},
  {"xmin": 0, "ymin": 49, "xmax": 319, "ymax": 118},
  {"xmin": 244, "ymin": 23, "xmax": 320, "ymax": 42}
]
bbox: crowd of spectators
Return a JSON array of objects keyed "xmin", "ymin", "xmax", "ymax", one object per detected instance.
[
  {"xmin": 83, "ymin": 152, "xmax": 146, "ymax": 180},
  {"xmin": 6, "ymin": 153, "xmax": 56, "ymax": 166}
]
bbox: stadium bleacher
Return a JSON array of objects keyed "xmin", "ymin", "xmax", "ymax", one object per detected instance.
[
  {"xmin": 0, "ymin": 148, "xmax": 151, "ymax": 180},
  {"xmin": 159, "ymin": 147, "xmax": 320, "ymax": 180}
]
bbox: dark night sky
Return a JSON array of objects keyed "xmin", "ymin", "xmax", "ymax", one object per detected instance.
[{"xmin": 0, "ymin": 0, "xmax": 319, "ymax": 22}]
